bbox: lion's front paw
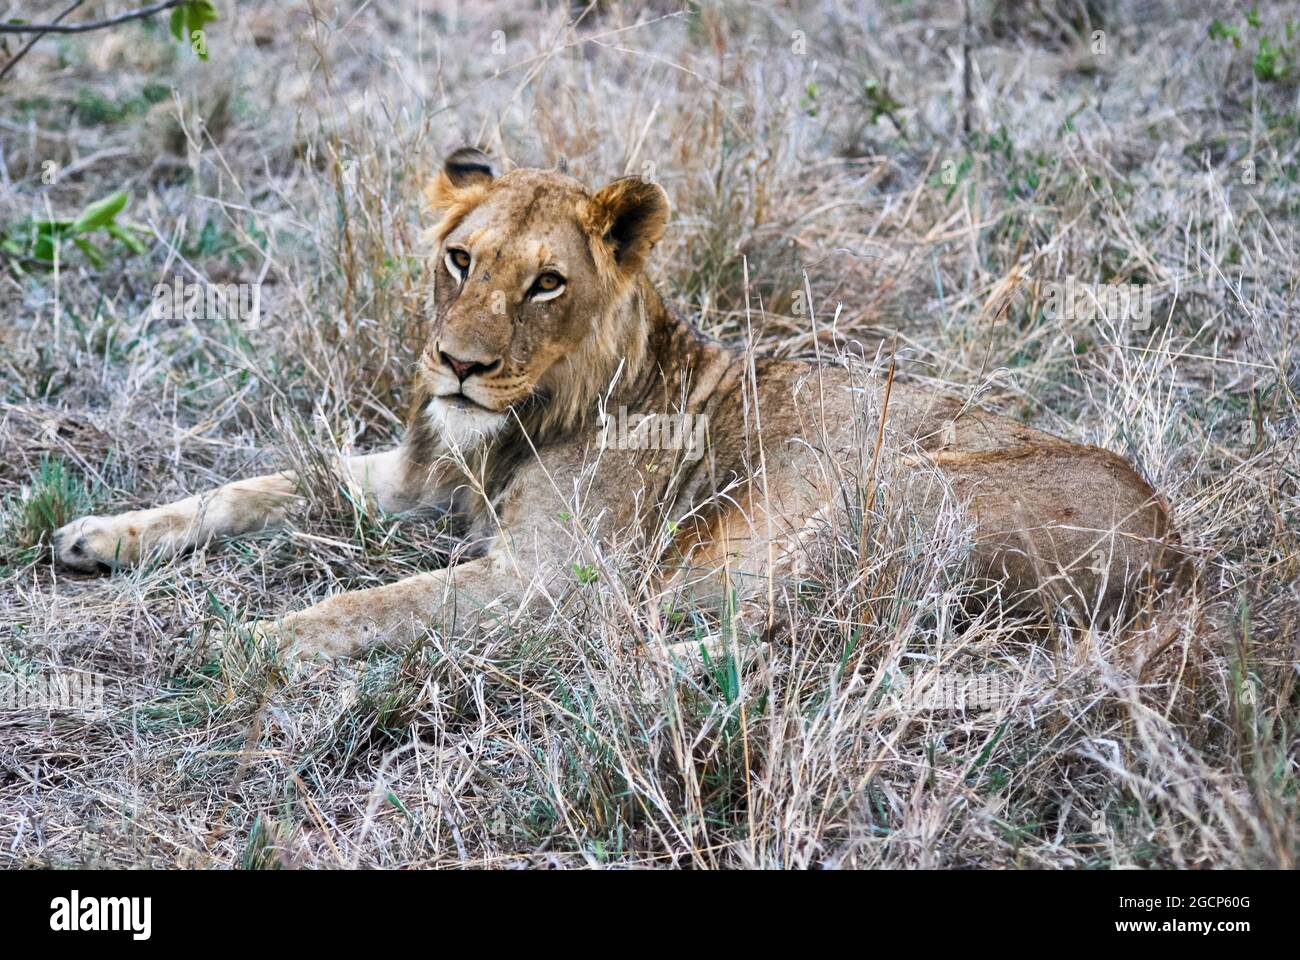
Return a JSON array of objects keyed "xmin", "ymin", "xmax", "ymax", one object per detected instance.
[
  {"xmin": 53, "ymin": 516, "xmax": 138, "ymax": 573},
  {"xmin": 240, "ymin": 619, "xmax": 298, "ymax": 666},
  {"xmin": 245, "ymin": 614, "xmax": 347, "ymax": 663}
]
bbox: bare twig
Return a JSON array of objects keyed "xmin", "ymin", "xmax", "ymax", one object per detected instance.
[
  {"xmin": 0, "ymin": 0, "xmax": 185, "ymax": 35},
  {"xmin": 962, "ymin": 0, "xmax": 973, "ymax": 138},
  {"xmin": 0, "ymin": 0, "xmax": 85, "ymax": 83}
]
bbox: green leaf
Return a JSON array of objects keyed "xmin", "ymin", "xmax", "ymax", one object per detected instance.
[
  {"xmin": 1253, "ymin": 37, "xmax": 1288, "ymax": 83},
  {"xmin": 31, "ymin": 222, "xmax": 73, "ymax": 250},
  {"xmin": 169, "ymin": 2, "xmax": 220, "ymax": 58},
  {"xmin": 184, "ymin": 0, "xmax": 219, "ymax": 60},
  {"xmin": 72, "ymin": 236, "xmax": 104, "ymax": 268},
  {"xmin": 1208, "ymin": 19, "xmax": 1241, "ymax": 47},
  {"xmin": 71, "ymin": 190, "xmax": 128, "ymax": 234},
  {"xmin": 966, "ymin": 719, "xmax": 1009, "ymax": 784},
  {"xmin": 32, "ymin": 233, "xmax": 55, "ymax": 262},
  {"xmin": 106, "ymin": 222, "xmax": 148, "ymax": 255}
]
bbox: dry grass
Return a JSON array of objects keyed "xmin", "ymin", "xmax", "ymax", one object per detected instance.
[{"xmin": 0, "ymin": 0, "xmax": 1296, "ymax": 868}]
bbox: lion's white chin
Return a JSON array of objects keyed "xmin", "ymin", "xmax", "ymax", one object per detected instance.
[{"xmin": 428, "ymin": 395, "xmax": 508, "ymax": 451}]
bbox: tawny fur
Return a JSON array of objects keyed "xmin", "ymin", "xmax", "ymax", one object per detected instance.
[{"xmin": 53, "ymin": 152, "xmax": 1179, "ymax": 660}]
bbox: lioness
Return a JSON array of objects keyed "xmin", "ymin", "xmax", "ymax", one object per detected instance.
[{"xmin": 54, "ymin": 148, "xmax": 1175, "ymax": 660}]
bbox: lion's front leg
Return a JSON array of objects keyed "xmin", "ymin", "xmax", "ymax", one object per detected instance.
[
  {"xmin": 54, "ymin": 449, "xmax": 408, "ymax": 573},
  {"xmin": 54, "ymin": 472, "xmax": 302, "ymax": 572},
  {"xmin": 262, "ymin": 445, "xmax": 596, "ymax": 661},
  {"xmin": 266, "ymin": 553, "xmax": 534, "ymax": 661}
]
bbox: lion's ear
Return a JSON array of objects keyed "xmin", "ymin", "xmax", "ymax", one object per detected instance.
[
  {"xmin": 444, "ymin": 147, "xmax": 496, "ymax": 187},
  {"xmin": 584, "ymin": 176, "xmax": 669, "ymax": 276},
  {"xmin": 427, "ymin": 147, "xmax": 496, "ymax": 210}
]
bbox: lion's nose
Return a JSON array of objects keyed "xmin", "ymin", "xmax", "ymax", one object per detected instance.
[{"xmin": 438, "ymin": 350, "xmax": 501, "ymax": 384}]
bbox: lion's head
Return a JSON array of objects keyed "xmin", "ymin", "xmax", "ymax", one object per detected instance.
[{"xmin": 415, "ymin": 148, "xmax": 670, "ymax": 451}]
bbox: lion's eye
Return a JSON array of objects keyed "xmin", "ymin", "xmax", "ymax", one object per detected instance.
[
  {"xmin": 445, "ymin": 248, "xmax": 471, "ymax": 280},
  {"xmin": 529, "ymin": 272, "xmax": 565, "ymax": 301}
]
